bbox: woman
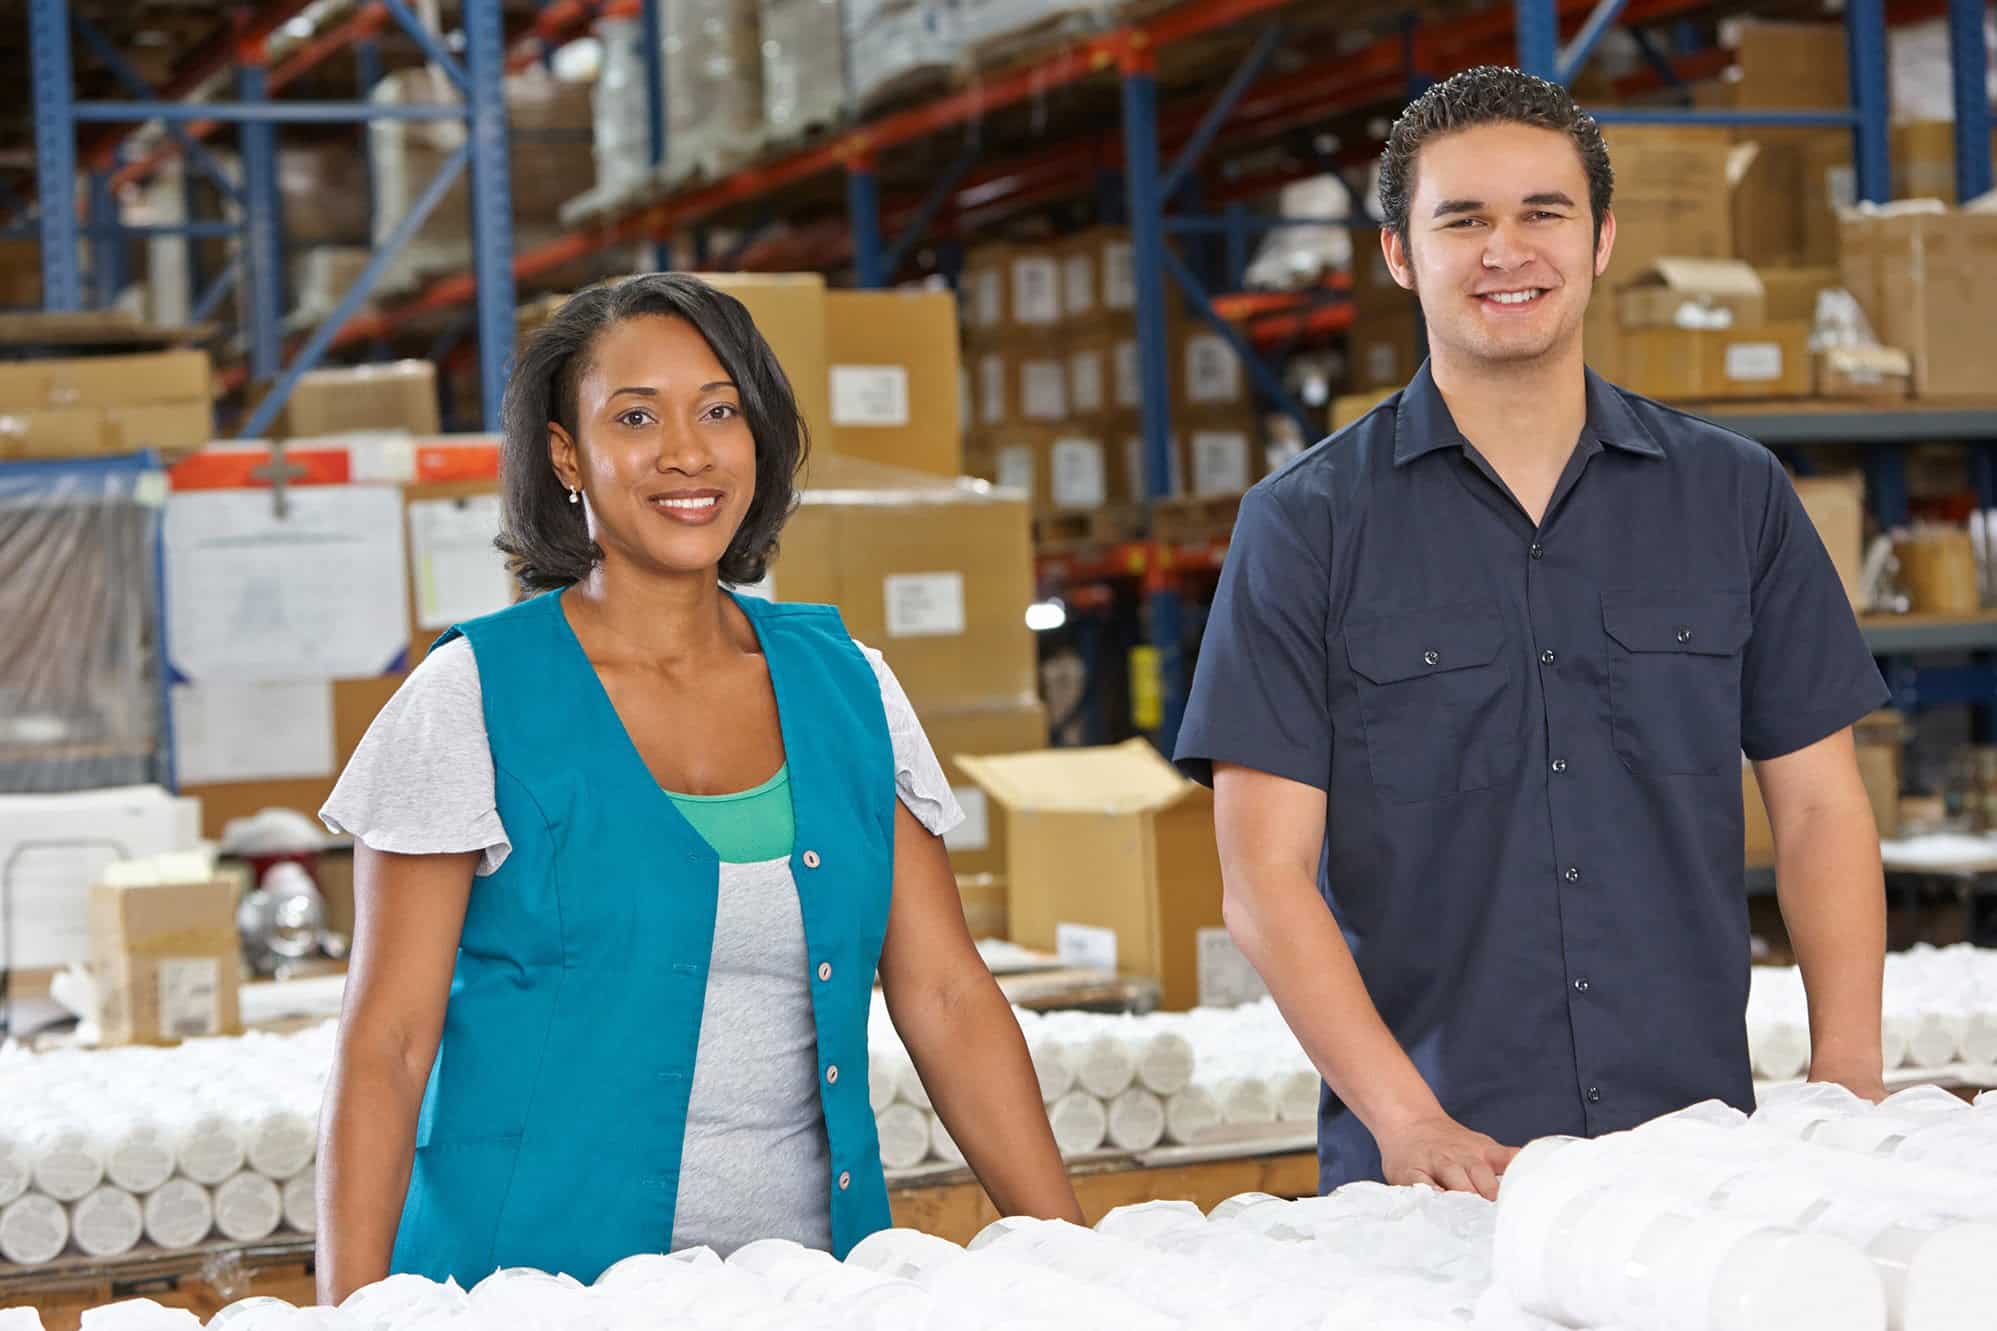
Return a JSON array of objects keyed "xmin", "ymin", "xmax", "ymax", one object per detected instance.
[{"xmin": 315, "ymin": 273, "xmax": 1081, "ymax": 1300}]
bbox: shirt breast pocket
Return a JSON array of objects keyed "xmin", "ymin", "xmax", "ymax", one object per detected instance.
[
  {"xmin": 1602, "ymin": 591, "xmax": 1750, "ymax": 775},
  {"xmin": 1345, "ymin": 607, "xmax": 1515, "ymax": 804}
]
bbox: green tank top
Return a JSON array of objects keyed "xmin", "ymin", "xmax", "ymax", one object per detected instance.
[{"xmin": 663, "ymin": 764, "xmax": 796, "ymax": 863}]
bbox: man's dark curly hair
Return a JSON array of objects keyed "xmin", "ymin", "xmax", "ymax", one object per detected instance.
[
  {"xmin": 1377, "ymin": 65, "xmax": 1614, "ymax": 247},
  {"xmin": 496, "ymin": 272, "xmax": 808, "ymax": 592}
]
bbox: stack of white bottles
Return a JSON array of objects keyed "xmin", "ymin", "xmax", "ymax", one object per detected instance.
[
  {"xmin": 1748, "ymin": 943, "xmax": 1997, "ymax": 1082},
  {"xmin": 0, "ymin": 1026, "xmax": 331, "ymax": 1269}
]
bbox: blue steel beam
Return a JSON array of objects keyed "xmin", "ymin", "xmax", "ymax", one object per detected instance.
[
  {"xmin": 1160, "ymin": 246, "xmax": 1314, "ymax": 439},
  {"xmin": 238, "ymin": 65, "xmax": 285, "ymax": 386},
  {"xmin": 378, "ymin": 0, "xmax": 472, "ymax": 96},
  {"xmin": 1556, "ymin": 0, "xmax": 1628, "ymax": 86},
  {"xmin": 882, "ymin": 135, "xmax": 982, "ymax": 279},
  {"xmin": 239, "ymin": 145, "xmax": 471, "ymax": 440},
  {"xmin": 1516, "ymin": 0, "xmax": 1560, "ymax": 79},
  {"xmin": 29, "ymin": 0, "xmax": 82, "ymax": 310},
  {"xmin": 1847, "ymin": 0, "xmax": 1892, "ymax": 204},
  {"xmin": 87, "ymin": 170, "xmax": 120, "ymax": 309},
  {"xmin": 464, "ymin": 0, "xmax": 517, "ymax": 431},
  {"xmin": 1120, "ymin": 61, "xmax": 1186, "ymax": 753},
  {"xmin": 72, "ymin": 102, "xmax": 466, "ymax": 124},
  {"xmin": 72, "ymin": 13, "xmax": 247, "ymax": 208},
  {"xmin": 188, "ymin": 257, "xmax": 241, "ymax": 326},
  {"xmin": 847, "ymin": 164, "xmax": 886, "ymax": 288},
  {"xmin": 1950, "ymin": 0, "xmax": 1993, "ymax": 203},
  {"xmin": 1159, "ymin": 21, "xmax": 1284, "ymax": 202}
]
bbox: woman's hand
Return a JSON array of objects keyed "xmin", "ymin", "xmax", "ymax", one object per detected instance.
[{"xmin": 877, "ymin": 802, "xmax": 1083, "ymax": 1224}]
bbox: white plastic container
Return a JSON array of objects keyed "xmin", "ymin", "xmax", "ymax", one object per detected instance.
[
  {"xmin": 214, "ymin": 1172, "xmax": 283, "ymax": 1242},
  {"xmin": 0, "ymin": 1191, "xmax": 71, "ymax": 1266},
  {"xmin": 142, "ymin": 1177, "xmax": 215, "ymax": 1250},
  {"xmin": 70, "ymin": 1185, "xmax": 144, "ymax": 1259}
]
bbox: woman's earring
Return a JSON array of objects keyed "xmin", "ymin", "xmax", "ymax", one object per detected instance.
[{"xmin": 567, "ymin": 487, "xmax": 580, "ymax": 505}]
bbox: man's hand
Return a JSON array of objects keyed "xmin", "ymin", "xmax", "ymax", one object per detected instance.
[
  {"xmin": 1377, "ymin": 1112, "xmax": 1520, "ymax": 1200},
  {"xmin": 1810, "ymin": 1060, "xmax": 1888, "ymax": 1105}
]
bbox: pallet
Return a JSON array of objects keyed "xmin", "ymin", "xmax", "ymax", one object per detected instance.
[
  {"xmin": 1033, "ymin": 504, "xmax": 1141, "ymax": 548},
  {"xmin": 1149, "ymin": 493, "xmax": 1244, "ymax": 544},
  {"xmin": 1, "ymin": 1236, "xmax": 315, "ymax": 1331}
]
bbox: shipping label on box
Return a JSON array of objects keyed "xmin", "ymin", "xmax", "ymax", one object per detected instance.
[
  {"xmin": 156, "ymin": 957, "xmax": 223, "ymax": 1040},
  {"xmin": 1021, "ymin": 359, "xmax": 1068, "ymax": 421},
  {"xmin": 1050, "ymin": 437, "xmax": 1108, "ymax": 509},
  {"xmin": 997, "ymin": 445, "xmax": 1036, "ymax": 500},
  {"xmin": 1724, "ymin": 340, "xmax": 1786, "ymax": 384},
  {"xmin": 1184, "ymin": 332, "xmax": 1243, "ymax": 405},
  {"xmin": 1062, "ymin": 252, "xmax": 1096, "ymax": 319},
  {"xmin": 884, "ymin": 571, "xmax": 967, "ymax": 638},
  {"xmin": 1190, "ymin": 430, "xmax": 1251, "ymax": 497},
  {"xmin": 970, "ymin": 268, "xmax": 1003, "ymax": 329},
  {"xmin": 1113, "ymin": 339, "xmax": 1141, "ymax": 409},
  {"xmin": 978, "ymin": 352, "xmax": 1007, "ymax": 426},
  {"xmin": 1197, "ymin": 927, "xmax": 1270, "ymax": 1008},
  {"xmin": 1057, "ymin": 922, "xmax": 1118, "ymax": 973},
  {"xmin": 1011, "ymin": 255, "xmax": 1061, "ymax": 327},
  {"xmin": 830, "ymin": 365, "xmax": 911, "ymax": 427},
  {"xmin": 1068, "ymin": 347, "xmax": 1105, "ymax": 415}
]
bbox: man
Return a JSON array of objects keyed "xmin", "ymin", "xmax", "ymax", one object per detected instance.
[{"xmin": 1174, "ymin": 66, "xmax": 1889, "ymax": 1200}]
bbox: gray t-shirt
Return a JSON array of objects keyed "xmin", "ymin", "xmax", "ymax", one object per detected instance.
[{"xmin": 320, "ymin": 636, "xmax": 964, "ymax": 1255}]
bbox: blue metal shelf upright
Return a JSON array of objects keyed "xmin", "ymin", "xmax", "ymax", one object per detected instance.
[{"xmin": 23, "ymin": 0, "xmax": 520, "ymax": 433}]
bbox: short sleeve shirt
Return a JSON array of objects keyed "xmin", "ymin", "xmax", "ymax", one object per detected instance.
[{"xmin": 1174, "ymin": 362, "xmax": 1888, "ymax": 1190}]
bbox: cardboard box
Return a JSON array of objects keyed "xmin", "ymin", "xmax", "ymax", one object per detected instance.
[
  {"xmin": 985, "ymin": 424, "xmax": 1056, "ymax": 509},
  {"xmin": 1759, "ymin": 267, "xmax": 1837, "ymax": 325},
  {"xmin": 1815, "ymin": 345, "xmax": 1911, "ymax": 401},
  {"xmin": 1893, "ymin": 121, "xmax": 1997, "ymax": 204},
  {"xmin": 1792, "ymin": 471, "xmax": 1865, "ymax": 607},
  {"xmin": 1178, "ymin": 405, "xmax": 1260, "ymax": 499},
  {"xmin": 0, "ymin": 399, "xmax": 212, "ymax": 458},
  {"xmin": 1349, "ymin": 309, "xmax": 1422, "ymax": 391},
  {"xmin": 1063, "ymin": 332, "xmax": 1115, "ymax": 421},
  {"xmin": 1332, "ymin": 388, "xmax": 1396, "ymax": 431},
  {"xmin": 1839, "ymin": 210, "xmax": 1997, "ymax": 398},
  {"xmin": 1709, "ymin": 21, "xmax": 1849, "ymax": 115},
  {"xmin": 955, "ymin": 739, "xmax": 1224, "ymax": 1010},
  {"xmin": 90, "ymin": 878, "xmax": 244, "ymax": 1046},
  {"xmin": 919, "ymin": 695, "xmax": 1050, "ymax": 880},
  {"xmin": 698, "ymin": 272, "xmax": 832, "ymax": 448},
  {"xmin": 107, "ymin": 401, "xmax": 214, "ymax": 451},
  {"xmin": 0, "ymin": 239, "xmax": 40, "ymax": 308},
  {"xmin": 1728, "ymin": 140, "xmax": 1806, "ymax": 266},
  {"xmin": 771, "ymin": 454, "xmax": 1036, "ymax": 710},
  {"xmin": 1619, "ymin": 321, "xmax": 1812, "ymax": 401},
  {"xmin": 1800, "ymin": 134, "xmax": 1853, "ymax": 266},
  {"xmin": 1046, "ymin": 431, "xmax": 1117, "ymax": 509},
  {"xmin": 962, "ymin": 242, "xmax": 1063, "ymax": 339},
  {"xmin": 0, "ymin": 348, "xmax": 211, "ymax": 411},
  {"xmin": 1895, "ymin": 526, "xmax": 1979, "ymax": 614},
  {"xmin": 824, "ymin": 289, "xmax": 961, "ymax": 477},
  {"xmin": 1619, "ymin": 257, "xmax": 1767, "ymax": 330},
  {"xmin": 1348, "ymin": 229, "xmax": 1417, "ymax": 318},
  {"xmin": 971, "ymin": 347, "xmax": 1069, "ymax": 429},
  {"xmin": 1060, "ymin": 228, "xmax": 1135, "ymax": 327},
  {"xmin": 1599, "ymin": 127, "xmax": 1734, "ymax": 284},
  {"xmin": 274, "ymin": 360, "xmax": 441, "ymax": 439},
  {"xmin": 958, "ymin": 872, "xmax": 1009, "ymax": 940}
]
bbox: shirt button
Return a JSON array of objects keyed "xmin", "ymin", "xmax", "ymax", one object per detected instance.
[
  {"xmin": 1675, "ymin": 625, "xmax": 1692, "ymax": 644},
  {"xmin": 1573, "ymin": 977, "xmax": 1591, "ymax": 993},
  {"xmin": 1539, "ymin": 649, "xmax": 1555, "ymax": 666},
  {"xmin": 817, "ymin": 961, "xmax": 832, "ymax": 982},
  {"xmin": 825, "ymin": 1064, "xmax": 839, "ymax": 1085},
  {"xmin": 1423, "ymin": 650, "xmax": 1440, "ymax": 667},
  {"xmin": 1563, "ymin": 866, "xmax": 1581, "ymax": 883},
  {"xmin": 1529, "ymin": 543, "xmax": 1544, "ymax": 560},
  {"xmin": 802, "ymin": 850, "xmax": 822, "ymax": 869},
  {"xmin": 1586, "ymin": 1087, "xmax": 1602, "ymax": 1104},
  {"xmin": 837, "ymin": 1171, "xmax": 851, "ymax": 1191},
  {"xmin": 1551, "ymin": 758, "xmax": 1568, "ymax": 773}
]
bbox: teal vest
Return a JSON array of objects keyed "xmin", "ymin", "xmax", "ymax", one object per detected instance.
[{"xmin": 389, "ymin": 587, "xmax": 898, "ymax": 1284}]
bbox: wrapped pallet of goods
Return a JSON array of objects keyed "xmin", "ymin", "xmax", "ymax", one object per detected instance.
[
  {"xmin": 845, "ymin": 0, "xmax": 960, "ymax": 113},
  {"xmin": 664, "ymin": 0, "xmax": 766, "ymax": 186},
  {"xmin": 760, "ymin": 0, "xmax": 847, "ymax": 147}
]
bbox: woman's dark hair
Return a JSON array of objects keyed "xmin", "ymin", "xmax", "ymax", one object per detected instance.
[
  {"xmin": 1377, "ymin": 65, "xmax": 1614, "ymax": 249},
  {"xmin": 496, "ymin": 271, "xmax": 809, "ymax": 591}
]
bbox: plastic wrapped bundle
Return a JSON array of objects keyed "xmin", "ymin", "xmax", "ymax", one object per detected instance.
[
  {"xmin": 0, "ymin": 1192, "xmax": 69, "ymax": 1265},
  {"xmin": 142, "ymin": 1177, "xmax": 215, "ymax": 1250},
  {"xmin": 845, "ymin": 0, "xmax": 960, "ymax": 113},
  {"xmin": 588, "ymin": 17, "xmax": 653, "ymax": 201},
  {"xmin": 1105, "ymin": 1088, "xmax": 1165, "ymax": 1152},
  {"xmin": 760, "ymin": 0, "xmax": 846, "ymax": 144},
  {"xmin": 664, "ymin": 0, "xmax": 766, "ymax": 186},
  {"xmin": 1046, "ymin": 1091, "xmax": 1107, "ymax": 1157},
  {"xmin": 1162, "ymin": 1086, "xmax": 1221, "ymax": 1145}
]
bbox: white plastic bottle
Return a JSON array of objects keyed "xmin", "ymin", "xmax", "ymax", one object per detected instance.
[
  {"xmin": 214, "ymin": 1171, "xmax": 284, "ymax": 1242},
  {"xmin": 1047, "ymin": 1091, "xmax": 1109, "ymax": 1156},
  {"xmin": 29, "ymin": 1123, "xmax": 106, "ymax": 1203},
  {"xmin": 245, "ymin": 1104, "xmax": 316, "ymax": 1181},
  {"xmin": 69, "ymin": 1185, "xmax": 144, "ymax": 1259},
  {"xmin": 1106, "ymin": 1088, "xmax": 1166, "ymax": 1152},
  {"xmin": 0, "ymin": 1192, "xmax": 70, "ymax": 1266},
  {"xmin": 142, "ymin": 1176, "xmax": 216, "ymax": 1250},
  {"xmin": 102, "ymin": 1116, "xmax": 177, "ymax": 1196},
  {"xmin": 175, "ymin": 1108, "xmax": 247, "ymax": 1186},
  {"xmin": 281, "ymin": 1172, "xmax": 317, "ymax": 1235}
]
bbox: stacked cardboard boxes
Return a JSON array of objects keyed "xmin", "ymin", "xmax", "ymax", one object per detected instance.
[
  {"xmin": 264, "ymin": 360, "xmax": 442, "ymax": 439},
  {"xmin": 0, "ymin": 348, "xmax": 212, "ymax": 459},
  {"xmin": 1839, "ymin": 208, "xmax": 1997, "ymax": 399},
  {"xmin": 766, "ymin": 452, "xmax": 1046, "ymax": 935},
  {"xmin": 1613, "ymin": 258, "xmax": 1812, "ymax": 401},
  {"xmin": 1345, "ymin": 229, "xmax": 1423, "ymax": 393}
]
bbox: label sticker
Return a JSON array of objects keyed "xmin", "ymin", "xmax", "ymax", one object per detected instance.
[
  {"xmin": 1062, "ymin": 252, "xmax": 1095, "ymax": 317},
  {"xmin": 996, "ymin": 445, "xmax": 1035, "ymax": 499},
  {"xmin": 156, "ymin": 958, "xmax": 222, "ymax": 1039},
  {"xmin": 1184, "ymin": 333, "xmax": 1242, "ymax": 403},
  {"xmin": 1056, "ymin": 922, "xmax": 1118, "ymax": 974},
  {"xmin": 1050, "ymin": 437, "xmax": 1107, "ymax": 509},
  {"xmin": 1724, "ymin": 342, "xmax": 1784, "ymax": 382},
  {"xmin": 1012, "ymin": 256, "xmax": 1061, "ymax": 325},
  {"xmin": 884, "ymin": 572, "xmax": 967, "ymax": 638},
  {"xmin": 1022, "ymin": 360, "xmax": 1068, "ymax": 420},
  {"xmin": 1197, "ymin": 927, "xmax": 1269, "ymax": 1007},
  {"xmin": 1068, "ymin": 349, "xmax": 1105, "ymax": 415},
  {"xmin": 830, "ymin": 365, "xmax": 911, "ymax": 426},
  {"xmin": 979, "ymin": 354, "xmax": 1006, "ymax": 426},
  {"xmin": 944, "ymin": 787, "xmax": 989, "ymax": 852},
  {"xmin": 1190, "ymin": 431, "xmax": 1250, "ymax": 497}
]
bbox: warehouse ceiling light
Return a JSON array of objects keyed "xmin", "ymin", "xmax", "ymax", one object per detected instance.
[{"xmin": 1026, "ymin": 599, "xmax": 1068, "ymax": 633}]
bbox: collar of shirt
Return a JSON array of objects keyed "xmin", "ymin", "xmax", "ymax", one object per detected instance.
[{"xmin": 1389, "ymin": 359, "xmax": 1667, "ymax": 468}]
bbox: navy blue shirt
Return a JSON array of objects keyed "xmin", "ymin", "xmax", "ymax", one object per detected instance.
[{"xmin": 1174, "ymin": 362, "xmax": 1888, "ymax": 1191}]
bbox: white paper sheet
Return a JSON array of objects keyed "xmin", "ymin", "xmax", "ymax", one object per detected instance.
[
  {"xmin": 406, "ymin": 494, "xmax": 513, "ymax": 631},
  {"xmin": 169, "ymin": 680, "xmax": 335, "ymax": 786},
  {"xmin": 164, "ymin": 485, "xmax": 410, "ymax": 681},
  {"xmin": 0, "ymin": 786, "xmax": 188, "ymax": 970}
]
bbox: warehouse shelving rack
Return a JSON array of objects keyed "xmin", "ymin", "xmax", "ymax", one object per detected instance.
[{"xmin": 19, "ymin": 0, "xmax": 1997, "ymax": 751}]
